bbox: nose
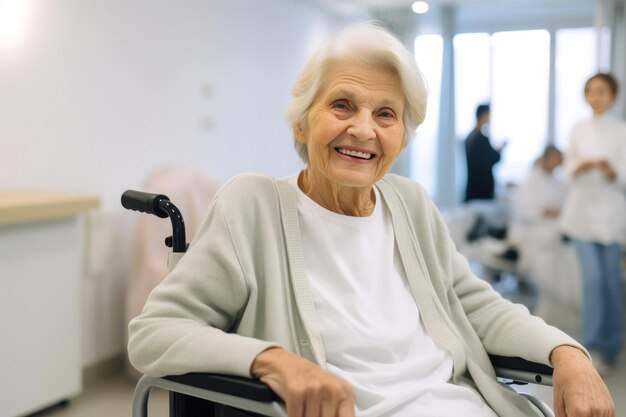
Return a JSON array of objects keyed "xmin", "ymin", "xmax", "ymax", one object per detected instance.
[{"xmin": 347, "ymin": 110, "xmax": 375, "ymax": 141}]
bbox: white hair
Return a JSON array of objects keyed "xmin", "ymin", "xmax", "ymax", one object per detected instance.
[{"xmin": 285, "ymin": 21, "xmax": 428, "ymax": 163}]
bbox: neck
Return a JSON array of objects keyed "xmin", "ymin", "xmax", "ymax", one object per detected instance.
[{"xmin": 298, "ymin": 169, "xmax": 375, "ymax": 217}]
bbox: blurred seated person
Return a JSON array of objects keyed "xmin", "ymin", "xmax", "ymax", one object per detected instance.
[
  {"xmin": 509, "ymin": 145, "xmax": 567, "ymax": 251},
  {"xmin": 128, "ymin": 22, "xmax": 613, "ymax": 417},
  {"xmin": 508, "ymin": 145, "xmax": 582, "ymax": 336}
]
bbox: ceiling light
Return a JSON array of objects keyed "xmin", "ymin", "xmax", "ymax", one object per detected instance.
[{"xmin": 412, "ymin": 1, "xmax": 429, "ymax": 14}]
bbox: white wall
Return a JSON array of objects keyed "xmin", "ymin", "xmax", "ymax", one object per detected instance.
[
  {"xmin": 1, "ymin": 0, "xmax": 341, "ymax": 208},
  {"xmin": 0, "ymin": 0, "xmax": 342, "ymax": 367}
]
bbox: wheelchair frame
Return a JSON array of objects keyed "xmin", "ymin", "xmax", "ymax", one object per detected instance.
[{"xmin": 122, "ymin": 190, "xmax": 555, "ymax": 417}]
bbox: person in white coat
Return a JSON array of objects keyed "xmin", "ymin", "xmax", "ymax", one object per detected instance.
[
  {"xmin": 511, "ymin": 146, "xmax": 565, "ymax": 233},
  {"xmin": 509, "ymin": 145, "xmax": 568, "ymax": 270},
  {"xmin": 560, "ymin": 72, "xmax": 626, "ymax": 375}
]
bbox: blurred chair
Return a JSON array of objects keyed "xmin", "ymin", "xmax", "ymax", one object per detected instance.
[
  {"xmin": 124, "ymin": 166, "xmax": 219, "ymax": 380},
  {"xmin": 509, "ymin": 221, "xmax": 582, "ymax": 339},
  {"xmin": 442, "ymin": 200, "xmax": 515, "ymax": 282}
]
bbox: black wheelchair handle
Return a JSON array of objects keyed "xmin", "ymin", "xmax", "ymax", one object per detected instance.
[
  {"xmin": 121, "ymin": 190, "xmax": 170, "ymax": 218},
  {"xmin": 121, "ymin": 189, "xmax": 187, "ymax": 253}
]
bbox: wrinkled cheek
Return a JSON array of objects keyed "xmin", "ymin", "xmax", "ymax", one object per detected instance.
[
  {"xmin": 376, "ymin": 158, "xmax": 395, "ymax": 178},
  {"xmin": 310, "ymin": 148, "xmax": 331, "ymax": 172}
]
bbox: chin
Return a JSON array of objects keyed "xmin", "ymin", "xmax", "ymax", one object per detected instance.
[{"xmin": 335, "ymin": 173, "xmax": 379, "ymax": 188}]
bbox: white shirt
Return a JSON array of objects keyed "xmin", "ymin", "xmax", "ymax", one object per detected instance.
[
  {"xmin": 509, "ymin": 165, "xmax": 567, "ymax": 247},
  {"xmin": 290, "ymin": 175, "xmax": 496, "ymax": 417},
  {"xmin": 559, "ymin": 113, "xmax": 626, "ymax": 244}
]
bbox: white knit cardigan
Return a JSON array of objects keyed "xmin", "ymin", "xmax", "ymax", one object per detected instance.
[{"xmin": 129, "ymin": 173, "xmax": 584, "ymax": 416}]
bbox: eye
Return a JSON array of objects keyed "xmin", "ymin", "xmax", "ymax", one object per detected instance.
[
  {"xmin": 377, "ymin": 108, "xmax": 397, "ymax": 120},
  {"xmin": 331, "ymin": 99, "xmax": 351, "ymax": 111}
]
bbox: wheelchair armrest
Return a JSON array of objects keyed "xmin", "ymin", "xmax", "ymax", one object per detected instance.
[
  {"xmin": 163, "ymin": 357, "xmax": 553, "ymax": 396},
  {"xmin": 489, "ymin": 354, "xmax": 554, "ymax": 385},
  {"xmin": 134, "ymin": 373, "xmax": 286, "ymax": 417},
  {"xmin": 164, "ymin": 373, "xmax": 280, "ymax": 402}
]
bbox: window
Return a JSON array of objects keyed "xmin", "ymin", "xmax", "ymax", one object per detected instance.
[
  {"xmin": 554, "ymin": 27, "xmax": 598, "ymax": 150},
  {"xmin": 411, "ymin": 34, "xmax": 443, "ymax": 197},
  {"xmin": 453, "ymin": 33, "xmax": 491, "ymax": 201},
  {"xmin": 455, "ymin": 30, "xmax": 550, "ymax": 187},
  {"xmin": 491, "ymin": 30, "xmax": 550, "ymax": 185},
  {"xmin": 454, "ymin": 33, "xmax": 491, "ymax": 139},
  {"xmin": 411, "ymin": 26, "xmax": 599, "ymax": 204}
]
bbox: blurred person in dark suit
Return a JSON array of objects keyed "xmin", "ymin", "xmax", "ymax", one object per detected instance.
[{"xmin": 464, "ymin": 104, "xmax": 506, "ymax": 202}]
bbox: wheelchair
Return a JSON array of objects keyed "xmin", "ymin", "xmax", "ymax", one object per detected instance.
[{"xmin": 122, "ymin": 190, "xmax": 556, "ymax": 417}]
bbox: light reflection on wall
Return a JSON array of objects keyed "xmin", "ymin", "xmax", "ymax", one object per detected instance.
[{"xmin": 0, "ymin": 0, "xmax": 30, "ymax": 48}]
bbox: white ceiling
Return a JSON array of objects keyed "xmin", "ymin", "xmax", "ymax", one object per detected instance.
[
  {"xmin": 300, "ymin": 0, "xmax": 596, "ymax": 15},
  {"xmin": 297, "ymin": 0, "xmax": 597, "ymax": 32}
]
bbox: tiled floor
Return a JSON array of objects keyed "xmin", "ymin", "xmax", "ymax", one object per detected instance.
[{"xmin": 29, "ymin": 374, "xmax": 169, "ymax": 417}]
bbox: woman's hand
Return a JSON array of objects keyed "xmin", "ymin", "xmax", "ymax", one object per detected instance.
[
  {"xmin": 542, "ymin": 207, "xmax": 561, "ymax": 218},
  {"xmin": 550, "ymin": 345, "xmax": 614, "ymax": 417},
  {"xmin": 573, "ymin": 160, "xmax": 598, "ymax": 175},
  {"xmin": 573, "ymin": 160, "xmax": 616, "ymax": 180},
  {"xmin": 597, "ymin": 160, "xmax": 617, "ymax": 181},
  {"xmin": 251, "ymin": 347, "xmax": 355, "ymax": 417}
]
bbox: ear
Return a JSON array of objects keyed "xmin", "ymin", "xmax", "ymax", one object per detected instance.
[{"xmin": 294, "ymin": 125, "xmax": 306, "ymax": 144}]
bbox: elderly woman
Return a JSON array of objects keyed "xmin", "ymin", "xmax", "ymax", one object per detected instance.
[{"xmin": 128, "ymin": 22, "xmax": 613, "ymax": 417}]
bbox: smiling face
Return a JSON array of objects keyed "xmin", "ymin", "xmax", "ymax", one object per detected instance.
[
  {"xmin": 585, "ymin": 77, "xmax": 616, "ymax": 116},
  {"xmin": 296, "ymin": 62, "xmax": 405, "ymax": 200}
]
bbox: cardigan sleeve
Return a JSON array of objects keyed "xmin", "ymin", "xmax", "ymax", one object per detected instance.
[
  {"xmin": 410, "ymin": 185, "xmax": 588, "ymax": 366},
  {"xmin": 127, "ymin": 196, "xmax": 280, "ymax": 378},
  {"xmin": 448, "ymin": 238, "xmax": 586, "ymax": 366},
  {"xmin": 380, "ymin": 174, "xmax": 587, "ymax": 367}
]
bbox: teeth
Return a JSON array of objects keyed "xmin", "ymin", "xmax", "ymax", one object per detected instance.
[{"xmin": 337, "ymin": 148, "xmax": 373, "ymax": 160}]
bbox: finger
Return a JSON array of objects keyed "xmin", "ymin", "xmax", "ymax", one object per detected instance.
[
  {"xmin": 321, "ymin": 397, "xmax": 338, "ymax": 417},
  {"xmin": 304, "ymin": 392, "xmax": 322, "ymax": 417},
  {"xmin": 285, "ymin": 392, "xmax": 305, "ymax": 417},
  {"xmin": 338, "ymin": 398, "xmax": 356, "ymax": 417}
]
